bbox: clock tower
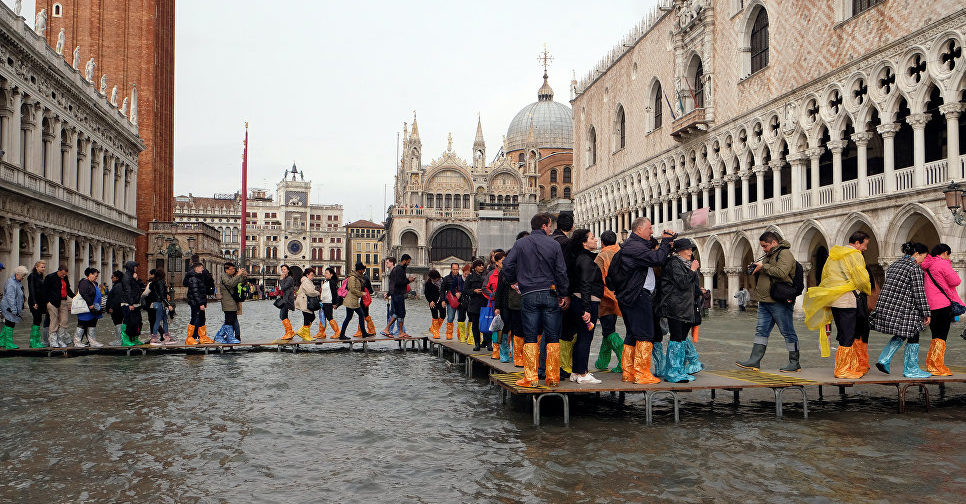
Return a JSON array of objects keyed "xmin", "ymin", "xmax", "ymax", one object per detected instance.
[{"xmin": 279, "ymin": 163, "xmax": 312, "ymax": 262}]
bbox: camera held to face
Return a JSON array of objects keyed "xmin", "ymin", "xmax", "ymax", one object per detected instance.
[{"xmin": 746, "ymin": 263, "xmax": 758, "ymax": 276}]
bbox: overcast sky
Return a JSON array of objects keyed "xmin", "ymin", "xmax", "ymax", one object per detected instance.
[{"xmin": 9, "ymin": 0, "xmax": 659, "ymax": 223}]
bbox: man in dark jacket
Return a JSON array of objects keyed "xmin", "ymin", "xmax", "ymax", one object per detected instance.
[
  {"xmin": 383, "ymin": 254, "xmax": 415, "ymax": 337},
  {"xmin": 107, "ymin": 270, "xmax": 125, "ymax": 345},
  {"xmin": 503, "ymin": 213, "xmax": 570, "ymax": 387},
  {"xmin": 550, "ymin": 211, "xmax": 575, "ymax": 379},
  {"xmin": 119, "ymin": 261, "xmax": 143, "ymax": 346},
  {"xmin": 439, "ymin": 262, "xmax": 464, "ymax": 340},
  {"xmin": 184, "ymin": 262, "xmax": 213, "ymax": 345},
  {"xmin": 615, "ymin": 217, "xmax": 675, "ymax": 385},
  {"xmin": 43, "ymin": 264, "xmax": 74, "ymax": 348},
  {"xmin": 26, "ymin": 261, "xmax": 47, "ymax": 348}
]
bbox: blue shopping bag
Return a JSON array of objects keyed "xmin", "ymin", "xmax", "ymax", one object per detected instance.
[{"xmin": 478, "ymin": 300, "xmax": 495, "ymax": 334}]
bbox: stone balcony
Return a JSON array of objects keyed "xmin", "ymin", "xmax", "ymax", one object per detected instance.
[{"xmin": 670, "ymin": 108, "xmax": 709, "ymax": 141}]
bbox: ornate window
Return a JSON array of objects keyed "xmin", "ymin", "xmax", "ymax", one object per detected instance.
[
  {"xmin": 550, "ymin": 186, "xmax": 558, "ymax": 199},
  {"xmin": 588, "ymin": 126, "xmax": 597, "ymax": 165},
  {"xmin": 750, "ymin": 8, "xmax": 769, "ymax": 74},
  {"xmin": 563, "ymin": 186, "xmax": 571, "ymax": 199},
  {"xmin": 563, "ymin": 166, "xmax": 572, "ymax": 183},
  {"xmin": 694, "ymin": 61, "xmax": 704, "ymax": 108},
  {"xmin": 615, "ymin": 105, "xmax": 626, "ymax": 150},
  {"xmin": 431, "ymin": 228, "xmax": 472, "ymax": 262},
  {"xmin": 652, "ymin": 82, "xmax": 663, "ymax": 130}
]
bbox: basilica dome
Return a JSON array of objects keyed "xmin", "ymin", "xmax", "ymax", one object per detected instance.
[{"xmin": 505, "ymin": 72, "xmax": 573, "ymax": 153}]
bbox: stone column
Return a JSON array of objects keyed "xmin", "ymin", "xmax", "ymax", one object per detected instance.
[
  {"xmin": 712, "ymin": 180, "xmax": 723, "ymax": 217},
  {"xmin": 769, "ymin": 160, "xmax": 782, "ymax": 202},
  {"xmin": 63, "ymin": 128, "xmax": 76, "ymax": 190},
  {"xmin": 104, "ymin": 157, "xmax": 115, "ymax": 206},
  {"xmin": 703, "ymin": 271, "xmax": 714, "ymax": 305},
  {"xmin": 740, "ymin": 171, "xmax": 750, "ymax": 215},
  {"xmin": 91, "ymin": 146, "xmax": 103, "ymax": 199},
  {"xmin": 807, "ymin": 147, "xmax": 823, "ymax": 205},
  {"xmin": 46, "ymin": 116, "xmax": 62, "ymax": 182},
  {"xmin": 680, "ymin": 190, "xmax": 689, "ymax": 214},
  {"xmin": 907, "ymin": 113, "xmax": 930, "ymax": 186},
  {"xmin": 77, "ymin": 137, "xmax": 90, "ymax": 194},
  {"xmin": 853, "ymin": 132, "xmax": 871, "ymax": 197},
  {"xmin": 726, "ymin": 175, "xmax": 736, "ymax": 210},
  {"xmin": 8, "ymin": 221, "xmax": 20, "ymax": 272},
  {"xmin": 828, "ymin": 140, "xmax": 844, "ymax": 201},
  {"xmin": 670, "ymin": 193, "xmax": 679, "ymax": 222},
  {"xmin": 940, "ymin": 103, "xmax": 963, "ymax": 179},
  {"xmin": 49, "ymin": 233, "xmax": 60, "ymax": 268},
  {"xmin": 789, "ymin": 157, "xmax": 805, "ymax": 209},
  {"xmin": 66, "ymin": 236, "xmax": 77, "ymax": 281},
  {"xmin": 691, "ymin": 189, "xmax": 699, "ymax": 211},
  {"xmin": 7, "ymin": 89, "xmax": 22, "ymax": 168},
  {"xmin": 724, "ymin": 267, "xmax": 741, "ymax": 310},
  {"xmin": 32, "ymin": 227, "xmax": 42, "ymax": 266},
  {"xmin": 126, "ymin": 166, "xmax": 137, "ymax": 214},
  {"xmin": 95, "ymin": 241, "xmax": 104, "ymax": 276},
  {"xmin": 114, "ymin": 164, "xmax": 124, "ymax": 208},
  {"xmin": 878, "ymin": 123, "xmax": 900, "ymax": 192}
]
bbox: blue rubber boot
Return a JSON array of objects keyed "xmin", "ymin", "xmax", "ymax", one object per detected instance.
[
  {"xmin": 875, "ymin": 336, "xmax": 904, "ymax": 374},
  {"xmin": 213, "ymin": 325, "xmax": 230, "ymax": 344},
  {"xmin": 225, "ymin": 327, "xmax": 241, "ymax": 344},
  {"xmin": 499, "ymin": 333, "xmax": 511, "ymax": 363},
  {"xmin": 664, "ymin": 340, "xmax": 695, "ymax": 383},
  {"xmin": 651, "ymin": 341, "xmax": 666, "ymax": 379},
  {"xmin": 683, "ymin": 336, "xmax": 704, "ymax": 375},
  {"xmin": 902, "ymin": 342, "xmax": 932, "ymax": 378}
]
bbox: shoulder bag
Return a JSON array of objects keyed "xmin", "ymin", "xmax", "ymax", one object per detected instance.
[
  {"xmin": 925, "ymin": 268, "xmax": 966, "ymax": 316},
  {"xmin": 70, "ymin": 295, "xmax": 90, "ymax": 315}
]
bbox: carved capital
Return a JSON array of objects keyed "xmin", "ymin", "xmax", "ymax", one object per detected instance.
[
  {"xmin": 768, "ymin": 160, "xmax": 783, "ymax": 171},
  {"xmin": 826, "ymin": 140, "xmax": 845, "ymax": 153},
  {"xmin": 877, "ymin": 122, "xmax": 901, "ymax": 138},
  {"xmin": 723, "ymin": 267, "xmax": 742, "ymax": 275},
  {"xmin": 939, "ymin": 102, "xmax": 964, "ymax": 119},
  {"xmin": 806, "ymin": 147, "xmax": 825, "ymax": 159},
  {"xmin": 906, "ymin": 113, "xmax": 931, "ymax": 129},
  {"xmin": 852, "ymin": 132, "xmax": 873, "ymax": 146}
]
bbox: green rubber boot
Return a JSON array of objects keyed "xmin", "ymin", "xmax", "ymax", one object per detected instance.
[
  {"xmin": 608, "ymin": 332, "xmax": 624, "ymax": 373},
  {"xmin": 594, "ymin": 333, "xmax": 613, "ymax": 370},
  {"xmin": 0, "ymin": 326, "xmax": 18, "ymax": 349},
  {"xmin": 29, "ymin": 325, "xmax": 44, "ymax": 348},
  {"xmin": 121, "ymin": 328, "xmax": 138, "ymax": 347}
]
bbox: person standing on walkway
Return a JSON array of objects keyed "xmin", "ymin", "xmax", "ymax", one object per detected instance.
[
  {"xmin": 339, "ymin": 262, "xmax": 371, "ymax": 339},
  {"xmin": 383, "ymin": 254, "xmax": 415, "ymax": 337},
  {"xmin": 870, "ymin": 241, "xmax": 932, "ymax": 378},
  {"xmin": 551, "ymin": 213, "xmax": 576, "ymax": 380},
  {"xmin": 277, "ymin": 264, "xmax": 297, "ymax": 341},
  {"xmin": 383, "ymin": 257, "xmax": 399, "ymax": 336},
  {"xmin": 107, "ymin": 271, "xmax": 125, "ymax": 346},
  {"xmin": 316, "ymin": 267, "xmax": 341, "ymax": 339},
  {"xmin": 614, "ymin": 218, "xmax": 674, "ymax": 384},
  {"xmin": 43, "ymin": 264, "xmax": 74, "ymax": 348},
  {"xmin": 567, "ymin": 229, "xmax": 604, "ymax": 384},
  {"xmin": 503, "ymin": 213, "xmax": 570, "ymax": 388},
  {"xmin": 484, "ymin": 252, "xmax": 507, "ymax": 359},
  {"xmin": 294, "ymin": 268, "xmax": 321, "ymax": 342},
  {"xmin": 424, "ymin": 269, "xmax": 444, "ymax": 339},
  {"xmin": 658, "ymin": 239, "xmax": 705, "ymax": 383},
  {"xmin": 119, "ymin": 261, "xmax": 143, "ymax": 347},
  {"xmin": 494, "ymin": 246, "xmax": 523, "ymax": 365},
  {"xmin": 26, "ymin": 261, "xmax": 46, "ymax": 348},
  {"xmin": 921, "ymin": 243, "xmax": 961, "ymax": 376},
  {"xmin": 147, "ymin": 269, "xmax": 175, "ymax": 345},
  {"xmin": 593, "ymin": 230, "xmax": 623, "ymax": 373},
  {"xmin": 463, "ymin": 259, "xmax": 489, "ymax": 351},
  {"xmin": 184, "ymin": 262, "xmax": 213, "ymax": 345},
  {"xmin": 440, "ymin": 262, "xmax": 464, "ymax": 341},
  {"xmin": 0, "ymin": 266, "xmax": 28, "ymax": 349},
  {"xmin": 802, "ymin": 232, "xmax": 872, "ymax": 379},
  {"xmin": 74, "ymin": 267, "xmax": 105, "ymax": 347},
  {"xmin": 217, "ymin": 262, "xmax": 246, "ymax": 344},
  {"xmin": 736, "ymin": 231, "xmax": 802, "ymax": 373}
]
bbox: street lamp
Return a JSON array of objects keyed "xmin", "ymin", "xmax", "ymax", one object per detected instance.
[{"xmin": 943, "ymin": 182, "xmax": 966, "ymax": 225}]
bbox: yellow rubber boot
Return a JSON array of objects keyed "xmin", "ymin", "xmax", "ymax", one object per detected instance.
[
  {"xmin": 296, "ymin": 325, "xmax": 314, "ymax": 342},
  {"xmin": 197, "ymin": 326, "xmax": 214, "ymax": 344},
  {"xmin": 328, "ymin": 319, "xmax": 340, "ymax": 339},
  {"xmin": 185, "ymin": 324, "xmax": 198, "ymax": 346},
  {"xmin": 457, "ymin": 321, "xmax": 466, "ymax": 343},
  {"xmin": 560, "ymin": 338, "xmax": 574, "ymax": 374}
]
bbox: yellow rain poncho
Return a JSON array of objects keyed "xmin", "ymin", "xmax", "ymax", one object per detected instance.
[{"xmin": 802, "ymin": 246, "xmax": 871, "ymax": 357}]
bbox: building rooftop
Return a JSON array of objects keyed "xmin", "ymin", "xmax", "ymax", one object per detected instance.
[{"xmin": 346, "ymin": 219, "xmax": 385, "ymax": 229}]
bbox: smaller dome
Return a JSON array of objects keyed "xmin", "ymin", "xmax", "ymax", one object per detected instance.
[{"xmin": 505, "ymin": 72, "xmax": 573, "ymax": 153}]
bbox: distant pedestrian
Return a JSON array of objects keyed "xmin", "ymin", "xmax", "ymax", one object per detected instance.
[
  {"xmin": 440, "ymin": 262, "xmax": 465, "ymax": 341},
  {"xmin": 463, "ymin": 259, "xmax": 489, "ymax": 351},
  {"xmin": 383, "ymin": 257, "xmax": 398, "ymax": 336},
  {"xmin": 870, "ymin": 241, "xmax": 932, "ymax": 378},
  {"xmin": 107, "ymin": 271, "xmax": 125, "ymax": 346},
  {"xmin": 316, "ymin": 267, "xmax": 341, "ymax": 339},
  {"xmin": 147, "ymin": 269, "xmax": 174, "ymax": 345},
  {"xmin": 484, "ymin": 252, "xmax": 507, "ymax": 359},
  {"xmin": 566, "ymin": 229, "xmax": 603, "ymax": 384},
  {"xmin": 294, "ymin": 268, "xmax": 321, "ymax": 342},
  {"xmin": 657, "ymin": 239, "xmax": 705, "ymax": 383},
  {"xmin": 277, "ymin": 264, "xmax": 297, "ymax": 340},
  {"xmin": 734, "ymin": 287, "xmax": 750, "ymax": 311},
  {"xmin": 339, "ymin": 262, "xmax": 371, "ymax": 339},
  {"xmin": 119, "ymin": 261, "xmax": 142, "ymax": 347},
  {"xmin": 217, "ymin": 262, "xmax": 246, "ymax": 344},
  {"xmin": 73, "ymin": 267, "xmax": 105, "ymax": 347},
  {"xmin": 26, "ymin": 261, "xmax": 46, "ymax": 348},
  {"xmin": 424, "ymin": 269, "xmax": 444, "ymax": 339},
  {"xmin": 0, "ymin": 265, "xmax": 28, "ymax": 349},
  {"xmin": 383, "ymin": 254, "xmax": 415, "ymax": 337}
]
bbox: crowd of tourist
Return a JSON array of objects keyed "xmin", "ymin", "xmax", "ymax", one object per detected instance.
[{"xmin": 0, "ymin": 211, "xmax": 961, "ymax": 387}]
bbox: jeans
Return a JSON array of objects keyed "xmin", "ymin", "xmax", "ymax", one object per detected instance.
[
  {"xmin": 754, "ymin": 302, "xmax": 799, "ymax": 351},
  {"xmin": 152, "ymin": 301, "xmax": 168, "ymax": 335},
  {"xmin": 341, "ymin": 307, "xmax": 366, "ymax": 336},
  {"xmin": 599, "ymin": 314, "xmax": 617, "ymax": 336},
  {"xmin": 386, "ymin": 302, "xmax": 397, "ymax": 333},
  {"xmin": 570, "ymin": 296, "xmax": 598, "ymax": 375},
  {"xmin": 618, "ymin": 290, "xmax": 656, "ymax": 345},
  {"xmin": 521, "ymin": 290, "xmax": 561, "ymax": 345},
  {"xmin": 446, "ymin": 304, "xmax": 467, "ymax": 324}
]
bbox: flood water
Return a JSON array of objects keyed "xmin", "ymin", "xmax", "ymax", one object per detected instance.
[{"xmin": 2, "ymin": 299, "xmax": 966, "ymax": 503}]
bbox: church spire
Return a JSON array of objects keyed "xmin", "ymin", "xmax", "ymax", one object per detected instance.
[
  {"xmin": 409, "ymin": 111, "xmax": 421, "ymax": 148},
  {"xmin": 474, "ymin": 115, "xmax": 485, "ymax": 151},
  {"xmin": 537, "ymin": 44, "xmax": 555, "ymax": 102}
]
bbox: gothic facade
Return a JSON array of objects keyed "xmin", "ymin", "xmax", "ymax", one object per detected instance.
[{"xmin": 572, "ymin": 0, "xmax": 966, "ymax": 309}]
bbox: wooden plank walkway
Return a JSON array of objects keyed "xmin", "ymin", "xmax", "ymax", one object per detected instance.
[
  {"xmin": 0, "ymin": 335, "xmax": 429, "ymax": 357},
  {"xmin": 428, "ymin": 338, "xmax": 966, "ymax": 426}
]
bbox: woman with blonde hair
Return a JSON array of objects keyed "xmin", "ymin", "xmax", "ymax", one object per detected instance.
[{"xmin": 1, "ymin": 266, "xmax": 29, "ymax": 349}]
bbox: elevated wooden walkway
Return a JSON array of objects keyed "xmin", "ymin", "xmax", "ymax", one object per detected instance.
[{"xmin": 429, "ymin": 338, "xmax": 966, "ymax": 426}]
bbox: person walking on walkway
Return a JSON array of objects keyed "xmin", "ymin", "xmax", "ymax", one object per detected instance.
[
  {"xmin": 921, "ymin": 243, "xmax": 961, "ymax": 376},
  {"xmin": 484, "ymin": 252, "xmax": 507, "ymax": 359},
  {"xmin": 440, "ymin": 262, "xmax": 464, "ymax": 341},
  {"xmin": 74, "ymin": 267, "xmax": 105, "ymax": 347},
  {"xmin": 464, "ymin": 259, "xmax": 489, "ymax": 351},
  {"xmin": 43, "ymin": 264, "xmax": 74, "ymax": 348},
  {"xmin": 0, "ymin": 266, "xmax": 28, "ymax": 349},
  {"xmin": 147, "ymin": 269, "xmax": 175, "ymax": 345},
  {"xmin": 658, "ymin": 239, "xmax": 705, "ymax": 383},
  {"xmin": 503, "ymin": 213, "xmax": 570, "ymax": 387},
  {"xmin": 26, "ymin": 261, "xmax": 46, "ymax": 348},
  {"xmin": 107, "ymin": 271, "xmax": 125, "ymax": 346},
  {"xmin": 567, "ymin": 229, "xmax": 604, "ymax": 384},
  {"xmin": 316, "ymin": 267, "xmax": 341, "ymax": 339},
  {"xmin": 383, "ymin": 254, "xmax": 415, "ymax": 337},
  {"xmin": 593, "ymin": 230, "xmax": 623, "ymax": 373},
  {"xmin": 614, "ymin": 218, "xmax": 674, "ymax": 384},
  {"xmin": 870, "ymin": 241, "xmax": 932, "ymax": 378},
  {"xmin": 277, "ymin": 264, "xmax": 297, "ymax": 341},
  {"xmin": 494, "ymin": 248, "xmax": 522, "ymax": 364},
  {"xmin": 184, "ymin": 262, "xmax": 213, "ymax": 345},
  {"xmin": 216, "ymin": 262, "xmax": 246, "ymax": 344},
  {"xmin": 340, "ymin": 262, "xmax": 371, "ymax": 339},
  {"xmin": 424, "ymin": 269, "xmax": 444, "ymax": 339},
  {"xmin": 294, "ymin": 268, "xmax": 321, "ymax": 342},
  {"xmin": 736, "ymin": 231, "xmax": 802, "ymax": 372},
  {"xmin": 802, "ymin": 232, "xmax": 872, "ymax": 378}
]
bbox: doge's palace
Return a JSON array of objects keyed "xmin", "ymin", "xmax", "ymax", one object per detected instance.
[
  {"xmin": 573, "ymin": 0, "xmax": 966, "ymax": 311},
  {"xmin": 0, "ymin": 4, "xmax": 143, "ymax": 287}
]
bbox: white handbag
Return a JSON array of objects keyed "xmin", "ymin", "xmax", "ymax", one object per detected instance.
[{"xmin": 70, "ymin": 295, "xmax": 90, "ymax": 315}]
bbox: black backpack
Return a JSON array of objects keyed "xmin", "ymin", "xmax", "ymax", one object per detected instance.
[
  {"xmin": 605, "ymin": 250, "xmax": 629, "ymax": 293},
  {"xmin": 770, "ymin": 249, "xmax": 804, "ymax": 303}
]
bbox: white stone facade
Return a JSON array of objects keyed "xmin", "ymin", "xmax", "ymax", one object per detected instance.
[
  {"xmin": 173, "ymin": 193, "xmax": 242, "ymax": 259},
  {"xmin": 572, "ymin": 0, "xmax": 966, "ymax": 309},
  {"xmin": 0, "ymin": 4, "xmax": 142, "ymax": 286}
]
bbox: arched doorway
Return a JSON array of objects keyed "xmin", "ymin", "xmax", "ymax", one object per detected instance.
[
  {"xmin": 840, "ymin": 217, "xmax": 883, "ymax": 293},
  {"xmin": 734, "ymin": 236, "xmax": 756, "ymax": 294},
  {"xmin": 400, "ymin": 231, "xmax": 419, "ymax": 264},
  {"xmin": 798, "ymin": 225, "xmax": 829, "ymax": 288},
  {"xmin": 430, "ymin": 227, "xmax": 472, "ymax": 262}
]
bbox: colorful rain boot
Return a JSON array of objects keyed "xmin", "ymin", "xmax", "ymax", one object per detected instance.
[
  {"xmin": 594, "ymin": 334, "xmax": 613, "ymax": 371},
  {"xmin": 545, "ymin": 342, "xmax": 561, "ymax": 387},
  {"xmin": 515, "ymin": 343, "xmax": 540, "ymax": 387},
  {"xmin": 457, "ymin": 321, "xmax": 466, "ymax": 343},
  {"xmin": 365, "ymin": 316, "xmax": 377, "ymax": 336},
  {"xmin": 279, "ymin": 319, "xmax": 295, "ymax": 341},
  {"xmin": 73, "ymin": 327, "xmax": 89, "ymax": 347},
  {"xmin": 184, "ymin": 324, "xmax": 198, "ymax": 346},
  {"xmin": 663, "ymin": 340, "xmax": 695, "ymax": 383},
  {"xmin": 512, "ymin": 335, "xmax": 524, "ymax": 366},
  {"xmin": 683, "ymin": 336, "xmax": 704, "ymax": 375},
  {"xmin": 491, "ymin": 333, "xmax": 499, "ymax": 359},
  {"xmin": 854, "ymin": 339, "xmax": 870, "ymax": 375},
  {"xmin": 736, "ymin": 343, "xmax": 767, "ymax": 371},
  {"xmin": 445, "ymin": 322, "xmax": 454, "ymax": 340},
  {"xmin": 197, "ymin": 326, "xmax": 214, "ymax": 344},
  {"xmin": 314, "ymin": 320, "xmax": 327, "ymax": 340},
  {"xmin": 633, "ymin": 341, "xmax": 661, "ymax": 384},
  {"xmin": 297, "ymin": 325, "xmax": 315, "ymax": 342},
  {"xmin": 620, "ymin": 343, "xmax": 636, "ymax": 382},
  {"xmin": 651, "ymin": 341, "xmax": 666, "ymax": 379},
  {"xmin": 499, "ymin": 333, "xmax": 511, "ymax": 363},
  {"xmin": 926, "ymin": 338, "xmax": 952, "ymax": 376},
  {"xmin": 110, "ymin": 324, "xmax": 123, "ymax": 346},
  {"xmin": 608, "ymin": 333, "xmax": 624, "ymax": 373},
  {"xmin": 902, "ymin": 342, "xmax": 932, "ymax": 379},
  {"xmin": 875, "ymin": 335, "xmax": 904, "ymax": 374},
  {"xmin": 29, "ymin": 325, "xmax": 43, "ymax": 348},
  {"xmin": 328, "ymin": 319, "xmax": 340, "ymax": 339},
  {"xmin": 560, "ymin": 338, "xmax": 574, "ymax": 375},
  {"xmin": 833, "ymin": 345, "xmax": 863, "ymax": 379},
  {"xmin": 0, "ymin": 326, "xmax": 18, "ymax": 349},
  {"xmin": 213, "ymin": 325, "xmax": 230, "ymax": 344}
]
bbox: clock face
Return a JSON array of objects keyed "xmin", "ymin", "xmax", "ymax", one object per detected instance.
[
  {"xmin": 288, "ymin": 240, "xmax": 303, "ymax": 255},
  {"xmin": 286, "ymin": 191, "xmax": 307, "ymax": 207}
]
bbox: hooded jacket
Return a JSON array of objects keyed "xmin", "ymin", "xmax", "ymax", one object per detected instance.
[
  {"xmin": 343, "ymin": 271, "xmax": 365, "ymax": 309},
  {"xmin": 921, "ymin": 254, "xmax": 963, "ymax": 310},
  {"xmin": 753, "ymin": 239, "xmax": 795, "ymax": 304},
  {"xmin": 107, "ymin": 274, "xmax": 125, "ymax": 312},
  {"xmin": 183, "ymin": 269, "xmax": 208, "ymax": 307},
  {"xmin": 120, "ymin": 261, "xmax": 141, "ymax": 306},
  {"xmin": 657, "ymin": 255, "xmax": 703, "ymax": 325},
  {"xmin": 220, "ymin": 271, "xmax": 246, "ymax": 312}
]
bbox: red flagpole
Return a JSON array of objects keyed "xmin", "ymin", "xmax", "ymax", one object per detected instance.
[{"xmin": 240, "ymin": 122, "xmax": 248, "ymax": 268}]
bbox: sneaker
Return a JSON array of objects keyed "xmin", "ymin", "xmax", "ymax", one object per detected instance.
[
  {"xmin": 338, "ymin": 335, "xmax": 351, "ymax": 341},
  {"xmin": 576, "ymin": 373, "xmax": 602, "ymax": 385},
  {"xmin": 570, "ymin": 373, "xmax": 579, "ymax": 383}
]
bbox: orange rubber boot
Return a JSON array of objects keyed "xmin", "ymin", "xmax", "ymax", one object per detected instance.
[
  {"xmin": 854, "ymin": 339, "xmax": 870, "ymax": 375},
  {"xmin": 512, "ymin": 335, "xmax": 524, "ymax": 366},
  {"xmin": 314, "ymin": 320, "xmax": 327, "ymax": 340},
  {"xmin": 515, "ymin": 343, "xmax": 540, "ymax": 387},
  {"xmin": 328, "ymin": 319, "xmax": 340, "ymax": 339},
  {"xmin": 185, "ymin": 324, "xmax": 198, "ymax": 346},
  {"xmin": 620, "ymin": 344, "xmax": 636, "ymax": 382},
  {"xmin": 365, "ymin": 316, "xmax": 377, "ymax": 336},
  {"xmin": 434, "ymin": 319, "xmax": 443, "ymax": 339},
  {"xmin": 633, "ymin": 341, "xmax": 661, "ymax": 384},
  {"xmin": 198, "ymin": 325, "xmax": 214, "ymax": 344},
  {"xmin": 927, "ymin": 338, "xmax": 953, "ymax": 376},
  {"xmin": 445, "ymin": 322, "xmax": 454, "ymax": 340},
  {"xmin": 281, "ymin": 319, "xmax": 296, "ymax": 340},
  {"xmin": 545, "ymin": 342, "xmax": 561, "ymax": 387},
  {"xmin": 833, "ymin": 345, "xmax": 863, "ymax": 379}
]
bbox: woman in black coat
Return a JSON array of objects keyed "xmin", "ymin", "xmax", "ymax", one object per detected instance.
[
  {"xmin": 26, "ymin": 261, "xmax": 47, "ymax": 348},
  {"xmin": 566, "ymin": 229, "xmax": 605, "ymax": 384},
  {"xmin": 462, "ymin": 259, "xmax": 489, "ymax": 351},
  {"xmin": 107, "ymin": 271, "xmax": 125, "ymax": 345},
  {"xmin": 424, "ymin": 270, "xmax": 444, "ymax": 339},
  {"xmin": 658, "ymin": 238, "xmax": 704, "ymax": 383}
]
